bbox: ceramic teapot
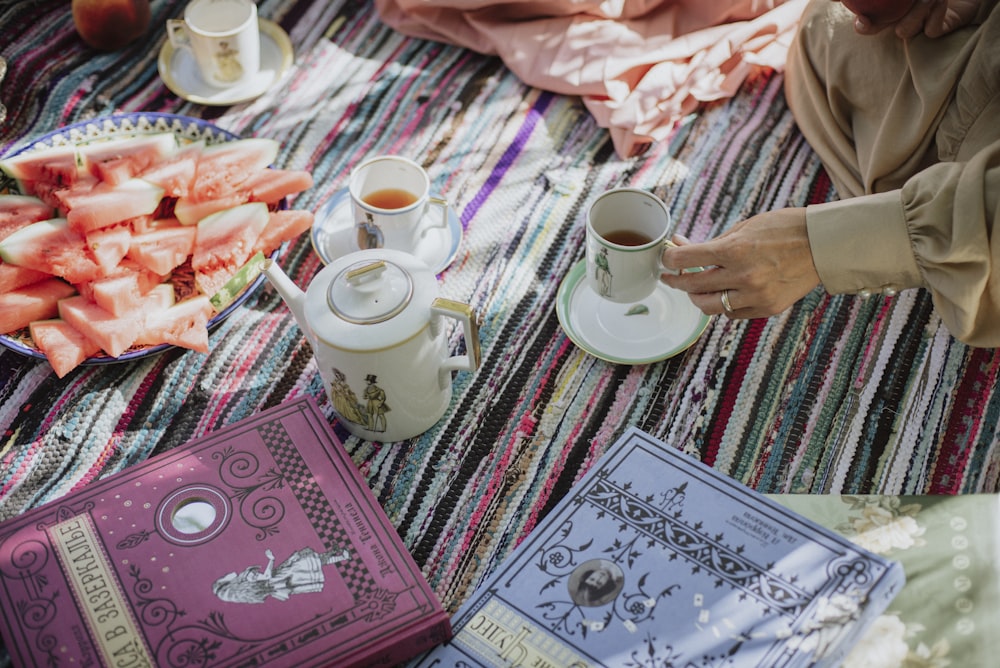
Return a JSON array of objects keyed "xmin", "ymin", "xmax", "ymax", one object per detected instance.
[{"xmin": 262, "ymin": 249, "xmax": 480, "ymax": 442}]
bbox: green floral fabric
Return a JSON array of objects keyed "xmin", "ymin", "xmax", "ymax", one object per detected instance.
[{"xmin": 769, "ymin": 495, "xmax": 1000, "ymax": 668}]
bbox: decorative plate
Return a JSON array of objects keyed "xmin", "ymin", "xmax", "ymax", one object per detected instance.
[{"xmin": 0, "ymin": 112, "xmax": 277, "ymax": 365}]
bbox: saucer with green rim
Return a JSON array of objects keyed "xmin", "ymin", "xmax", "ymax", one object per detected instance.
[{"xmin": 556, "ymin": 260, "xmax": 709, "ymax": 365}]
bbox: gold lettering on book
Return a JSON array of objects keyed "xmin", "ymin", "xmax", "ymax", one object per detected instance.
[
  {"xmin": 458, "ymin": 598, "xmax": 589, "ymax": 668},
  {"xmin": 49, "ymin": 516, "xmax": 153, "ymax": 668}
]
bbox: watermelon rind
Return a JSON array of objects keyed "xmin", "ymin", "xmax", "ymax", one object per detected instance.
[
  {"xmin": 79, "ymin": 132, "xmax": 178, "ymax": 167},
  {"xmin": 0, "ymin": 143, "xmax": 81, "ymax": 185},
  {"xmin": 210, "ymin": 251, "xmax": 265, "ymax": 313},
  {"xmin": 0, "ymin": 218, "xmax": 106, "ymax": 284}
]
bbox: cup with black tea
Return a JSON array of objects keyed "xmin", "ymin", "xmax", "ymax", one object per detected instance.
[
  {"xmin": 349, "ymin": 156, "xmax": 449, "ymax": 255},
  {"xmin": 586, "ymin": 187, "xmax": 672, "ymax": 303}
]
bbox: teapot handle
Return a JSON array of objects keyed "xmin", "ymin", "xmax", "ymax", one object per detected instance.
[{"xmin": 431, "ymin": 298, "xmax": 481, "ymax": 381}]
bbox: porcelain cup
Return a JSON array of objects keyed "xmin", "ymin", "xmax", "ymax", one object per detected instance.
[
  {"xmin": 167, "ymin": 0, "xmax": 260, "ymax": 88},
  {"xmin": 586, "ymin": 187, "xmax": 672, "ymax": 303},
  {"xmin": 349, "ymin": 156, "xmax": 449, "ymax": 255}
]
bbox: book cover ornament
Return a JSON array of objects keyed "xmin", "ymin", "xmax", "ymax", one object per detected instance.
[
  {"xmin": 0, "ymin": 398, "xmax": 451, "ymax": 667},
  {"xmin": 412, "ymin": 428, "xmax": 905, "ymax": 667}
]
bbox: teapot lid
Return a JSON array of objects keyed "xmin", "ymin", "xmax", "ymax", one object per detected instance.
[
  {"xmin": 328, "ymin": 259, "xmax": 413, "ymax": 324},
  {"xmin": 307, "ymin": 249, "xmax": 438, "ymax": 351}
]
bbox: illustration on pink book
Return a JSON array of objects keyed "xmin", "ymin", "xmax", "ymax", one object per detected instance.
[{"xmin": 213, "ymin": 546, "xmax": 352, "ymax": 604}]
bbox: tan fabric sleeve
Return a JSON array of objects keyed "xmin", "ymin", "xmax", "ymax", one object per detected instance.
[
  {"xmin": 809, "ymin": 139, "xmax": 1000, "ymax": 347},
  {"xmin": 788, "ymin": 0, "xmax": 1000, "ymax": 346},
  {"xmin": 806, "ymin": 191, "xmax": 921, "ymax": 295}
]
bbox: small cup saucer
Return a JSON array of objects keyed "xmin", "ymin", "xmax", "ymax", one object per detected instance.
[
  {"xmin": 311, "ymin": 188, "xmax": 463, "ymax": 274},
  {"xmin": 157, "ymin": 19, "xmax": 293, "ymax": 106},
  {"xmin": 556, "ymin": 260, "xmax": 709, "ymax": 364}
]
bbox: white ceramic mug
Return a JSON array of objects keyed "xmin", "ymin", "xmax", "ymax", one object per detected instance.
[
  {"xmin": 349, "ymin": 156, "xmax": 449, "ymax": 255},
  {"xmin": 167, "ymin": 0, "xmax": 260, "ymax": 88},
  {"xmin": 586, "ymin": 188, "xmax": 672, "ymax": 303}
]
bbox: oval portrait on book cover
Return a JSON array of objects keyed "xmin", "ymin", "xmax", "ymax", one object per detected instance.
[{"xmin": 568, "ymin": 558, "xmax": 624, "ymax": 607}]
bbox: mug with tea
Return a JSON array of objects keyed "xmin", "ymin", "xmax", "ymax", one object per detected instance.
[
  {"xmin": 586, "ymin": 187, "xmax": 672, "ymax": 303},
  {"xmin": 349, "ymin": 156, "xmax": 449, "ymax": 255},
  {"xmin": 167, "ymin": 0, "xmax": 260, "ymax": 88}
]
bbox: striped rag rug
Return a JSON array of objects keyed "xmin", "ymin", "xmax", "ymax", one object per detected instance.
[{"xmin": 1, "ymin": 0, "xmax": 999, "ymax": 632}]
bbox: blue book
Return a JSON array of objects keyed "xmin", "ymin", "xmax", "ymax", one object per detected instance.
[{"xmin": 411, "ymin": 428, "xmax": 905, "ymax": 667}]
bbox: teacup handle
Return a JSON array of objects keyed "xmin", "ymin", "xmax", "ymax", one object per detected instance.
[
  {"xmin": 431, "ymin": 298, "xmax": 481, "ymax": 384},
  {"xmin": 424, "ymin": 196, "xmax": 450, "ymax": 233},
  {"xmin": 167, "ymin": 19, "xmax": 190, "ymax": 49},
  {"xmin": 659, "ymin": 238, "xmax": 704, "ymax": 276}
]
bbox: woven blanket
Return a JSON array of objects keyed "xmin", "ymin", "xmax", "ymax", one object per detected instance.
[{"xmin": 2, "ymin": 0, "xmax": 999, "ymax": 641}]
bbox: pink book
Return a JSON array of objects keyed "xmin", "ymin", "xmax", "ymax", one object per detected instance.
[{"xmin": 0, "ymin": 397, "xmax": 451, "ymax": 667}]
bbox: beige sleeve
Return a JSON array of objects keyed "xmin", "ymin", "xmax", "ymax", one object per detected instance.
[{"xmin": 808, "ymin": 138, "xmax": 1000, "ymax": 347}]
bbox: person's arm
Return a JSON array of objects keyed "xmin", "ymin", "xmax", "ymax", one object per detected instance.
[
  {"xmin": 662, "ymin": 139, "xmax": 1000, "ymax": 347},
  {"xmin": 812, "ymin": 139, "xmax": 1000, "ymax": 347},
  {"xmin": 261, "ymin": 549, "xmax": 275, "ymax": 579}
]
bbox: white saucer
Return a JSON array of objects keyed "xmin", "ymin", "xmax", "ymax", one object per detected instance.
[
  {"xmin": 556, "ymin": 260, "xmax": 710, "ymax": 364},
  {"xmin": 157, "ymin": 19, "xmax": 293, "ymax": 106},
  {"xmin": 311, "ymin": 188, "xmax": 463, "ymax": 274}
]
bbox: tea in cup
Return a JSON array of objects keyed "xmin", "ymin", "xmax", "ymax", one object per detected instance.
[
  {"xmin": 349, "ymin": 156, "xmax": 449, "ymax": 255},
  {"xmin": 586, "ymin": 188, "xmax": 672, "ymax": 303},
  {"xmin": 167, "ymin": 0, "xmax": 260, "ymax": 88}
]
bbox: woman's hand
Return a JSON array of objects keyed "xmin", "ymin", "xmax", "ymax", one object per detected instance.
[
  {"xmin": 843, "ymin": 0, "xmax": 981, "ymax": 39},
  {"xmin": 660, "ymin": 208, "xmax": 821, "ymax": 318}
]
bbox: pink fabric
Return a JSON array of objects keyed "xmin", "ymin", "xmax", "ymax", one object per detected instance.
[{"xmin": 373, "ymin": 0, "xmax": 808, "ymax": 156}]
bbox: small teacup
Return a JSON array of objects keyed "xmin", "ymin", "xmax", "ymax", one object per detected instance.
[
  {"xmin": 349, "ymin": 156, "xmax": 449, "ymax": 255},
  {"xmin": 167, "ymin": 0, "xmax": 260, "ymax": 88},
  {"xmin": 586, "ymin": 187, "xmax": 672, "ymax": 303}
]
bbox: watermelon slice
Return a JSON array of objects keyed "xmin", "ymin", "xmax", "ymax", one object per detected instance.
[
  {"xmin": 0, "ymin": 195, "xmax": 56, "ymax": 240},
  {"xmin": 191, "ymin": 138, "xmax": 279, "ymax": 201},
  {"xmin": 64, "ymin": 178, "xmax": 165, "ymax": 233},
  {"xmin": 192, "ymin": 202, "xmax": 269, "ymax": 271},
  {"xmin": 0, "ymin": 278, "xmax": 77, "ymax": 334},
  {"xmin": 174, "ymin": 191, "xmax": 246, "ymax": 226},
  {"xmin": 86, "ymin": 266, "xmax": 163, "ymax": 317},
  {"xmin": 79, "ymin": 133, "xmax": 178, "ymax": 186},
  {"xmin": 128, "ymin": 223, "xmax": 197, "ymax": 275},
  {"xmin": 243, "ymin": 169, "xmax": 314, "ymax": 205},
  {"xmin": 138, "ymin": 141, "xmax": 201, "ymax": 198},
  {"xmin": 210, "ymin": 251, "xmax": 265, "ymax": 312},
  {"xmin": 29, "ymin": 319, "xmax": 101, "ymax": 378},
  {"xmin": 135, "ymin": 295, "xmax": 214, "ymax": 352},
  {"xmin": 140, "ymin": 156, "xmax": 197, "ymax": 198},
  {"xmin": 195, "ymin": 266, "xmax": 237, "ymax": 300},
  {"xmin": 86, "ymin": 224, "xmax": 132, "ymax": 274},
  {"xmin": 0, "ymin": 218, "xmax": 104, "ymax": 284},
  {"xmin": 51, "ymin": 174, "xmax": 103, "ymax": 215},
  {"xmin": 127, "ymin": 214, "xmax": 158, "ymax": 234},
  {"xmin": 58, "ymin": 284, "xmax": 174, "ymax": 357},
  {"xmin": 0, "ymin": 262, "xmax": 50, "ymax": 293},
  {"xmin": 18, "ymin": 179, "xmax": 70, "ymax": 211},
  {"xmin": 0, "ymin": 143, "xmax": 81, "ymax": 186},
  {"xmin": 58, "ymin": 294, "xmax": 139, "ymax": 357},
  {"xmin": 255, "ymin": 209, "xmax": 315, "ymax": 257}
]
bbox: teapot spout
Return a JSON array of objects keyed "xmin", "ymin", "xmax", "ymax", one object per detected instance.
[{"xmin": 262, "ymin": 259, "xmax": 312, "ymax": 343}]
